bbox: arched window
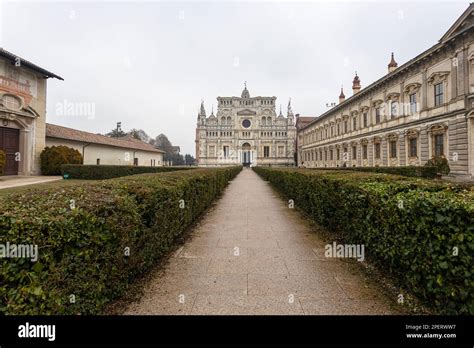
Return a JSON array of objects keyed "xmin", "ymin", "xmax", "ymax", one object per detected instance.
[
  {"xmin": 221, "ymin": 116, "xmax": 226, "ymax": 125},
  {"xmin": 267, "ymin": 118, "xmax": 272, "ymax": 126},
  {"xmin": 261, "ymin": 117, "xmax": 266, "ymax": 126},
  {"xmin": 227, "ymin": 116, "xmax": 231, "ymax": 125}
]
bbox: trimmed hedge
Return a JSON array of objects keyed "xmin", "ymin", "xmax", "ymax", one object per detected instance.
[
  {"xmin": 0, "ymin": 149, "xmax": 5, "ymax": 175},
  {"xmin": 0, "ymin": 167, "xmax": 241, "ymax": 314},
  {"xmin": 307, "ymin": 165, "xmax": 438, "ymax": 179},
  {"xmin": 41, "ymin": 146, "xmax": 83, "ymax": 175},
  {"xmin": 254, "ymin": 167, "xmax": 474, "ymax": 314},
  {"xmin": 61, "ymin": 164, "xmax": 193, "ymax": 180}
]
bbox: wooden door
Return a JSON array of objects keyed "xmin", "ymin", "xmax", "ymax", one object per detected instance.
[{"xmin": 0, "ymin": 127, "xmax": 20, "ymax": 175}]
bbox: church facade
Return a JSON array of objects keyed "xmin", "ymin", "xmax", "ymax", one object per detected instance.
[{"xmin": 195, "ymin": 85, "xmax": 296, "ymax": 167}]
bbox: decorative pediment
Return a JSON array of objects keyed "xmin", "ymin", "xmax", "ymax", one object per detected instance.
[
  {"xmin": 427, "ymin": 71, "xmax": 449, "ymax": 85},
  {"xmin": 404, "ymin": 83, "xmax": 422, "ymax": 94},
  {"xmin": 428, "ymin": 122, "xmax": 448, "ymax": 134},
  {"xmin": 386, "ymin": 132, "xmax": 399, "ymax": 140},
  {"xmin": 237, "ymin": 109, "xmax": 257, "ymax": 116},
  {"xmin": 404, "ymin": 128, "xmax": 421, "ymax": 138},
  {"xmin": 372, "ymin": 99, "xmax": 384, "ymax": 107},
  {"xmin": 386, "ymin": 92, "xmax": 400, "ymax": 101}
]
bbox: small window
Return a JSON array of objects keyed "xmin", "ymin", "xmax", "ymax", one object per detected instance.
[
  {"xmin": 434, "ymin": 134, "xmax": 444, "ymax": 156},
  {"xmin": 363, "ymin": 145, "xmax": 368, "ymax": 159},
  {"xmin": 409, "ymin": 93, "xmax": 417, "ymax": 114},
  {"xmin": 363, "ymin": 113, "xmax": 368, "ymax": 127},
  {"xmin": 409, "ymin": 138, "xmax": 417, "ymax": 157},
  {"xmin": 352, "ymin": 146, "xmax": 357, "ymax": 160},
  {"xmin": 375, "ymin": 108, "xmax": 381, "ymax": 124},
  {"xmin": 375, "ymin": 143, "xmax": 381, "ymax": 159},
  {"xmin": 434, "ymin": 83, "xmax": 444, "ymax": 106},
  {"xmin": 330, "ymin": 149, "xmax": 333, "ymax": 160},
  {"xmin": 2, "ymin": 95, "xmax": 21, "ymax": 110},
  {"xmin": 96, "ymin": 158, "xmax": 100, "ymax": 165},
  {"xmin": 336, "ymin": 149, "xmax": 340, "ymax": 160},
  {"xmin": 264, "ymin": 146, "xmax": 270, "ymax": 158},
  {"xmin": 390, "ymin": 140, "xmax": 397, "ymax": 158},
  {"xmin": 134, "ymin": 158, "xmax": 139, "ymax": 166},
  {"xmin": 391, "ymin": 102, "xmax": 398, "ymax": 118},
  {"xmin": 278, "ymin": 146, "xmax": 284, "ymax": 157},
  {"xmin": 353, "ymin": 117, "xmax": 357, "ymax": 130}
]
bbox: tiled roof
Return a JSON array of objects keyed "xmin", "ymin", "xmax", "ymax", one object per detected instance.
[
  {"xmin": 0, "ymin": 48, "xmax": 63, "ymax": 80},
  {"xmin": 296, "ymin": 116, "xmax": 316, "ymax": 129},
  {"xmin": 46, "ymin": 123, "xmax": 165, "ymax": 153}
]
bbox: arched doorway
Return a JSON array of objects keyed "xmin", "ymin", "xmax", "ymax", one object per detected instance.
[{"xmin": 242, "ymin": 143, "xmax": 251, "ymax": 166}]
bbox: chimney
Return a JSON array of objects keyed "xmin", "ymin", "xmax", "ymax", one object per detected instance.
[
  {"xmin": 352, "ymin": 72, "xmax": 361, "ymax": 94},
  {"xmin": 339, "ymin": 87, "xmax": 345, "ymax": 104},
  {"xmin": 388, "ymin": 52, "xmax": 398, "ymax": 73}
]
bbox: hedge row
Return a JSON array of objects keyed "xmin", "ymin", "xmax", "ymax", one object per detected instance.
[
  {"xmin": 61, "ymin": 164, "xmax": 193, "ymax": 180},
  {"xmin": 306, "ymin": 165, "xmax": 438, "ymax": 179},
  {"xmin": 253, "ymin": 167, "xmax": 474, "ymax": 314},
  {"xmin": 0, "ymin": 167, "xmax": 241, "ymax": 314},
  {"xmin": 0, "ymin": 149, "xmax": 5, "ymax": 175}
]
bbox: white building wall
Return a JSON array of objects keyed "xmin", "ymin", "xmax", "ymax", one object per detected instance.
[{"xmin": 45, "ymin": 138, "xmax": 164, "ymax": 166}]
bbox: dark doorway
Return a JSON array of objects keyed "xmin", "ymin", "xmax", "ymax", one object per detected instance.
[
  {"xmin": 242, "ymin": 143, "xmax": 251, "ymax": 167},
  {"xmin": 0, "ymin": 127, "xmax": 20, "ymax": 175}
]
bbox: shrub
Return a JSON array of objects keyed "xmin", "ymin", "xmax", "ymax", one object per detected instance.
[
  {"xmin": 254, "ymin": 167, "xmax": 474, "ymax": 314},
  {"xmin": 0, "ymin": 149, "xmax": 5, "ymax": 175},
  {"xmin": 308, "ymin": 165, "xmax": 438, "ymax": 179},
  {"xmin": 61, "ymin": 164, "xmax": 192, "ymax": 180},
  {"xmin": 425, "ymin": 156, "xmax": 450, "ymax": 176},
  {"xmin": 40, "ymin": 146, "xmax": 83, "ymax": 175},
  {"xmin": 0, "ymin": 166, "xmax": 242, "ymax": 314}
]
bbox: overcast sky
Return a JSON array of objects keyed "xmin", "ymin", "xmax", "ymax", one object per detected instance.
[{"xmin": 0, "ymin": 0, "xmax": 468, "ymax": 155}]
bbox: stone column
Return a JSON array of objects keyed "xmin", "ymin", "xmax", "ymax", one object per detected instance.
[
  {"xmin": 399, "ymin": 133, "xmax": 406, "ymax": 166},
  {"xmin": 368, "ymin": 138, "xmax": 374, "ymax": 166},
  {"xmin": 381, "ymin": 136, "xmax": 388, "ymax": 166}
]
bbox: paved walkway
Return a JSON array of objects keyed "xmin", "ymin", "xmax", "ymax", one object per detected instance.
[
  {"xmin": 125, "ymin": 168, "xmax": 399, "ymax": 315},
  {"xmin": 0, "ymin": 175, "xmax": 62, "ymax": 189}
]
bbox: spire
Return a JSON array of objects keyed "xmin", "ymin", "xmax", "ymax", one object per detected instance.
[
  {"xmin": 352, "ymin": 71, "xmax": 361, "ymax": 94},
  {"xmin": 198, "ymin": 99, "xmax": 206, "ymax": 118},
  {"xmin": 388, "ymin": 52, "xmax": 398, "ymax": 73},
  {"xmin": 287, "ymin": 98, "xmax": 294, "ymax": 117},
  {"xmin": 209, "ymin": 105, "xmax": 215, "ymax": 118},
  {"xmin": 339, "ymin": 86, "xmax": 345, "ymax": 104},
  {"xmin": 278, "ymin": 104, "xmax": 283, "ymax": 117},
  {"xmin": 241, "ymin": 81, "xmax": 250, "ymax": 98}
]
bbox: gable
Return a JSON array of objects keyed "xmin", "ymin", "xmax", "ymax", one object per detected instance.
[{"xmin": 439, "ymin": 4, "xmax": 474, "ymax": 43}]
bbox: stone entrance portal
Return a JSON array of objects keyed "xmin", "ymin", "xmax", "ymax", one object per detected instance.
[{"xmin": 242, "ymin": 143, "xmax": 251, "ymax": 166}]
